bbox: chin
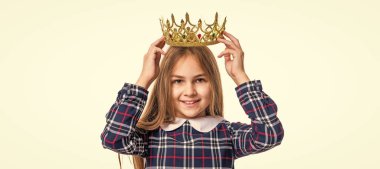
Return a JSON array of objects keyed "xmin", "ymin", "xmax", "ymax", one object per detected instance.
[{"xmin": 177, "ymin": 111, "xmax": 203, "ymax": 119}]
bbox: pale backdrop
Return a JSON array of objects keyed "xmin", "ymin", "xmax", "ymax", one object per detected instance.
[{"xmin": 1, "ymin": 0, "xmax": 379, "ymax": 168}]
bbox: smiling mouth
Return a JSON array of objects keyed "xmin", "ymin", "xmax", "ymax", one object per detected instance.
[{"xmin": 181, "ymin": 100, "xmax": 200, "ymax": 105}]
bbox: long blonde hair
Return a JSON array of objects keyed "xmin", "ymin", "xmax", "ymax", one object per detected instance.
[{"xmin": 119, "ymin": 46, "xmax": 224, "ymax": 169}]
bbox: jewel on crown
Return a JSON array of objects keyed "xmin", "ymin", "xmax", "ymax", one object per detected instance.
[{"xmin": 160, "ymin": 12, "xmax": 227, "ymax": 46}]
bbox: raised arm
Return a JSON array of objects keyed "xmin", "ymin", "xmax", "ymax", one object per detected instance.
[
  {"xmin": 227, "ymin": 80, "xmax": 284, "ymax": 159},
  {"xmin": 217, "ymin": 32, "xmax": 284, "ymax": 158},
  {"xmin": 100, "ymin": 83, "xmax": 149, "ymax": 157},
  {"xmin": 101, "ymin": 36, "xmax": 166, "ymax": 156}
]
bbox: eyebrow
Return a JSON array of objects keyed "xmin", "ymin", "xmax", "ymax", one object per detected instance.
[{"xmin": 171, "ymin": 74, "xmax": 206, "ymax": 78}]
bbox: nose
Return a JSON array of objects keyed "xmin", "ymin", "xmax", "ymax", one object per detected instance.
[{"xmin": 184, "ymin": 83, "xmax": 197, "ymax": 96}]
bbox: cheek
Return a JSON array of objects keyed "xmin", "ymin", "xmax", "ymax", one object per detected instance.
[
  {"xmin": 171, "ymin": 87, "xmax": 181, "ymax": 99},
  {"xmin": 198, "ymin": 86, "xmax": 211, "ymax": 99}
]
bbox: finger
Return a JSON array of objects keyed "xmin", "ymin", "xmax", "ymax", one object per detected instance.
[
  {"xmin": 151, "ymin": 36, "xmax": 165, "ymax": 47},
  {"xmin": 155, "ymin": 47, "xmax": 166, "ymax": 55},
  {"xmin": 217, "ymin": 49, "xmax": 228, "ymax": 58},
  {"xmin": 217, "ymin": 49, "xmax": 236, "ymax": 59},
  {"xmin": 157, "ymin": 37, "xmax": 166, "ymax": 48},
  {"xmin": 217, "ymin": 38, "xmax": 237, "ymax": 50},
  {"xmin": 217, "ymin": 50, "xmax": 229, "ymax": 58},
  {"xmin": 149, "ymin": 47, "xmax": 165, "ymax": 58},
  {"xmin": 220, "ymin": 52, "xmax": 235, "ymax": 62},
  {"xmin": 153, "ymin": 48, "xmax": 164, "ymax": 65},
  {"xmin": 217, "ymin": 51, "xmax": 232, "ymax": 61},
  {"xmin": 224, "ymin": 54, "xmax": 232, "ymax": 62},
  {"xmin": 155, "ymin": 54, "xmax": 161, "ymax": 65},
  {"xmin": 223, "ymin": 31, "xmax": 241, "ymax": 49}
]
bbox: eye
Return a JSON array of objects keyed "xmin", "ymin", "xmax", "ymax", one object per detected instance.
[
  {"xmin": 172, "ymin": 79, "xmax": 183, "ymax": 84},
  {"xmin": 195, "ymin": 78, "xmax": 206, "ymax": 83}
]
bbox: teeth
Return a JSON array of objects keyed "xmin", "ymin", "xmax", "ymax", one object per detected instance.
[{"xmin": 183, "ymin": 101, "xmax": 198, "ymax": 104}]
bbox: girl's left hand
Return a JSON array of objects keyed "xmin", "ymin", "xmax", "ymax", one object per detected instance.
[{"xmin": 217, "ymin": 31, "xmax": 250, "ymax": 86}]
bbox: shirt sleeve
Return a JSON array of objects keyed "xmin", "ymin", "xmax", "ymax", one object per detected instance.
[
  {"xmin": 100, "ymin": 83, "xmax": 149, "ymax": 157},
  {"xmin": 227, "ymin": 80, "xmax": 285, "ymax": 159}
]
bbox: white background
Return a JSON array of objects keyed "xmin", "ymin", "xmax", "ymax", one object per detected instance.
[{"xmin": 1, "ymin": 0, "xmax": 379, "ymax": 168}]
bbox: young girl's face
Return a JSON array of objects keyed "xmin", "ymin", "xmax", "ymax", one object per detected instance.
[{"xmin": 171, "ymin": 54, "xmax": 211, "ymax": 119}]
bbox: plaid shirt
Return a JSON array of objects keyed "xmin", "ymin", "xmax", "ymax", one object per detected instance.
[{"xmin": 101, "ymin": 80, "xmax": 284, "ymax": 169}]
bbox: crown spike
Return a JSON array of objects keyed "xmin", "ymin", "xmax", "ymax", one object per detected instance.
[
  {"xmin": 185, "ymin": 12, "xmax": 190, "ymax": 21},
  {"xmin": 222, "ymin": 17, "xmax": 227, "ymax": 28},
  {"xmin": 215, "ymin": 12, "xmax": 219, "ymax": 23},
  {"xmin": 171, "ymin": 14, "xmax": 180, "ymax": 27},
  {"xmin": 186, "ymin": 12, "xmax": 196, "ymax": 26}
]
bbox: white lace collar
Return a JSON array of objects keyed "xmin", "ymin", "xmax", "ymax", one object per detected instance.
[{"xmin": 159, "ymin": 115, "xmax": 225, "ymax": 133}]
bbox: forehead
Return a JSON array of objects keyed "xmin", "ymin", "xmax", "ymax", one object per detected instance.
[{"xmin": 171, "ymin": 54, "xmax": 205, "ymax": 76}]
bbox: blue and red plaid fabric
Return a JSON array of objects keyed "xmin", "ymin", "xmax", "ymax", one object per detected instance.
[{"xmin": 101, "ymin": 80, "xmax": 284, "ymax": 169}]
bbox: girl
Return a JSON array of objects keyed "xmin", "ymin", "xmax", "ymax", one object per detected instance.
[{"xmin": 100, "ymin": 31, "xmax": 284, "ymax": 169}]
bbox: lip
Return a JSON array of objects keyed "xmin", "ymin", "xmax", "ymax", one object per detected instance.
[{"xmin": 180, "ymin": 99, "xmax": 200, "ymax": 107}]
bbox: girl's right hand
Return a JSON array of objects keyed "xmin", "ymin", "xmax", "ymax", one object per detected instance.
[{"xmin": 136, "ymin": 36, "xmax": 166, "ymax": 89}]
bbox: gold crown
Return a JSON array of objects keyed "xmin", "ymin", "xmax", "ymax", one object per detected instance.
[{"xmin": 159, "ymin": 12, "xmax": 226, "ymax": 46}]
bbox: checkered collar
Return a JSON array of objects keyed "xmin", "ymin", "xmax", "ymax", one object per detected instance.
[{"xmin": 160, "ymin": 115, "xmax": 225, "ymax": 133}]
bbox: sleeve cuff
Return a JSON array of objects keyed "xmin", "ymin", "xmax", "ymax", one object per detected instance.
[
  {"xmin": 235, "ymin": 80, "xmax": 263, "ymax": 93},
  {"xmin": 117, "ymin": 83, "xmax": 149, "ymax": 101}
]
